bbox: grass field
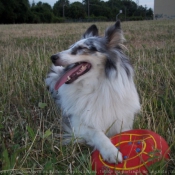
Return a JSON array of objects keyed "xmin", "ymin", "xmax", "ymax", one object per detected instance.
[{"xmin": 0, "ymin": 20, "xmax": 175, "ymax": 174}]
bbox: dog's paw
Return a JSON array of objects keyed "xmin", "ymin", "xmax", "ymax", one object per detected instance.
[{"xmin": 100, "ymin": 143, "xmax": 123, "ymax": 163}]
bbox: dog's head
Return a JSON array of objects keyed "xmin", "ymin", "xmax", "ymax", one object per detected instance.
[{"xmin": 51, "ymin": 21, "xmax": 131, "ymax": 90}]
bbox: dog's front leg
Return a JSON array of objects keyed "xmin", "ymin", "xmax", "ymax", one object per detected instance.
[{"xmin": 75, "ymin": 126, "xmax": 123, "ymax": 164}]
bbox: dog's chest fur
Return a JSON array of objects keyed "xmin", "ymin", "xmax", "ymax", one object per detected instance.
[{"xmin": 57, "ymin": 70, "xmax": 140, "ymax": 137}]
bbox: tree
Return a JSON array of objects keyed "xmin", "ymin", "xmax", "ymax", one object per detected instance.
[
  {"xmin": 0, "ymin": 0, "xmax": 30, "ymax": 23},
  {"xmin": 30, "ymin": 2, "xmax": 53, "ymax": 23},
  {"xmin": 146, "ymin": 8, "xmax": 153, "ymax": 19},
  {"xmin": 0, "ymin": 0, "xmax": 18, "ymax": 23},
  {"xmin": 68, "ymin": 2, "xmax": 86, "ymax": 19},
  {"xmin": 15, "ymin": 0, "xmax": 31, "ymax": 23},
  {"xmin": 89, "ymin": 1, "xmax": 111, "ymax": 18},
  {"xmin": 82, "ymin": 0, "xmax": 112, "ymax": 18},
  {"xmin": 0, "ymin": 1, "xmax": 5, "ymax": 20},
  {"xmin": 53, "ymin": 0, "xmax": 70, "ymax": 17},
  {"xmin": 107, "ymin": 0, "xmax": 122, "ymax": 9}
]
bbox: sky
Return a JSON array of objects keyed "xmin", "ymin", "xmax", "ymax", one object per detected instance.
[{"xmin": 30, "ymin": 0, "xmax": 154, "ymax": 9}]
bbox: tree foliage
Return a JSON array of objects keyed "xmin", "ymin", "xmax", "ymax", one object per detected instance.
[
  {"xmin": 0, "ymin": 0, "xmax": 153, "ymax": 23},
  {"xmin": 53, "ymin": 0, "xmax": 69, "ymax": 17},
  {"xmin": 30, "ymin": 2, "xmax": 53, "ymax": 23},
  {"xmin": 0, "ymin": 0, "xmax": 30, "ymax": 23},
  {"xmin": 68, "ymin": 2, "xmax": 86, "ymax": 19}
]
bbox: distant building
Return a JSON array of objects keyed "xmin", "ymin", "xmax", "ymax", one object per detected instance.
[{"xmin": 154, "ymin": 0, "xmax": 175, "ymax": 19}]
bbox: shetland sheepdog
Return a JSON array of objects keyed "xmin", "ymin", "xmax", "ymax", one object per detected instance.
[{"xmin": 45, "ymin": 21, "xmax": 140, "ymax": 163}]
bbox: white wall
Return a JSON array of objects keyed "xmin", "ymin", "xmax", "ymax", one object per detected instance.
[{"xmin": 154, "ymin": 0, "xmax": 175, "ymax": 19}]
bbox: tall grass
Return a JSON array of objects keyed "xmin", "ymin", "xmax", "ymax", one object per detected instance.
[{"xmin": 0, "ymin": 21, "xmax": 175, "ymax": 174}]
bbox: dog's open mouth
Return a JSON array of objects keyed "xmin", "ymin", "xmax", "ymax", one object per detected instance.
[{"xmin": 54, "ymin": 62, "xmax": 91, "ymax": 90}]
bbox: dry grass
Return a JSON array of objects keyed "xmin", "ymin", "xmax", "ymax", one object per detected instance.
[{"xmin": 0, "ymin": 20, "xmax": 175, "ymax": 174}]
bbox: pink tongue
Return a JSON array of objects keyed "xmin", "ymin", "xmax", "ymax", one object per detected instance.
[{"xmin": 54, "ymin": 64, "xmax": 83, "ymax": 90}]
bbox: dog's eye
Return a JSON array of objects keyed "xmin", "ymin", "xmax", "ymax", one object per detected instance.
[
  {"xmin": 71, "ymin": 49, "xmax": 76, "ymax": 55},
  {"xmin": 90, "ymin": 46, "xmax": 97, "ymax": 52},
  {"xmin": 71, "ymin": 46, "xmax": 87, "ymax": 55},
  {"xmin": 71, "ymin": 47, "xmax": 78, "ymax": 55},
  {"xmin": 78, "ymin": 46, "xmax": 87, "ymax": 50}
]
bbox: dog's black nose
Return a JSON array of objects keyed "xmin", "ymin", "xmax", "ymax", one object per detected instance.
[{"xmin": 50, "ymin": 54, "xmax": 59, "ymax": 64}]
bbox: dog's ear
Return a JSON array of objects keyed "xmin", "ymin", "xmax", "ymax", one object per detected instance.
[
  {"xmin": 105, "ymin": 21, "xmax": 125, "ymax": 48},
  {"xmin": 82, "ymin": 24, "xmax": 98, "ymax": 39}
]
